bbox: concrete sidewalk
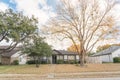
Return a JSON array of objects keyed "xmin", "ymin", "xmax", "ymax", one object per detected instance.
[
  {"xmin": 0, "ymin": 77, "xmax": 120, "ymax": 80},
  {"xmin": 0, "ymin": 71, "xmax": 120, "ymax": 80},
  {"xmin": 0, "ymin": 71, "xmax": 120, "ymax": 76}
]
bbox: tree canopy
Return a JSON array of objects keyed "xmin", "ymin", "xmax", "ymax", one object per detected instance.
[
  {"xmin": 44, "ymin": 0, "xmax": 119, "ymax": 66},
  {"xmin": 22, "ymin": 35, "xmax": 52, "ymax": 67},
  {"xmin": 67, "ymin": 44, "xmax": 81, "ymax": 52},
  {"xmin": 0, "ymin": 9, "xmax": 38, "ymax": 52}
]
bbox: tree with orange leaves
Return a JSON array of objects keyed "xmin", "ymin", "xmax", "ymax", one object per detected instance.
[{"xmin": 67, "ymin": 44, "xmax": 81, "ymax": 52}]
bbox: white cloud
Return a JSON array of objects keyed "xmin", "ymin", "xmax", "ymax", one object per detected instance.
[
  {"xmin": 0, "ymin": 2, "xmax": 9, "ymax": 11},
  {"xmin": 45, "ymin": 35, "xmax": 71, "ymax": 50},
  {"xmin": 9, "ymin": 0, "xmax": 59, "ymax": 49},
  {"xmin": 11, "ymin": 0, "xmax": 56, "ymax": 26}
]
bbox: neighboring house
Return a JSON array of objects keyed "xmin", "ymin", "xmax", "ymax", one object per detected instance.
[
  {"xmin": 1, "ymin": 50, "xmax": 27, "ymax": 65},
  {"xmin": 0, "ymin": 46, "xmax": 27, "ymax": 65},
  {"xmin": 52, "ymin": 50, "xmax": 79, "ymax": 64},
  {"xmin": 92, "ymin": 46, "xmax": 120, "ymax": 63}
]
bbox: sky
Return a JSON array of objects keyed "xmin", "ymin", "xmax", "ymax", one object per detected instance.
[
  {"xmin": 0, "ymin": 0, "xmax": 71, "ymax": 50},
  {"xmin": 0, "ymin": 0, "xmax": 120, "ymax": 50},
  {"xmin": 0, "ymin": 0, "xmax": 57, "ymax": 24}
]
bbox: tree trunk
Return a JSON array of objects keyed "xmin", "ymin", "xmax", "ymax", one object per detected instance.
[
  {"xmin": 35, "ymin": 57, "xmax": 39, "ymax": 68},
  {"xmin": 79, "ymin": 53, "xmax": 85, "ymax": 66},
  {"xmin": 35, "ymin": 60, "xmax": 39, "ymax": 68}
]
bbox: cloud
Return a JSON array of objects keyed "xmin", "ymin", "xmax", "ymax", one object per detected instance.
[
  {"xmin": 0, "ymin": 2, "xmax": 9, "ymax": 11},
  {"xmin": 10, "ymin": 0, "xmax": 56, "ymax": 26}
]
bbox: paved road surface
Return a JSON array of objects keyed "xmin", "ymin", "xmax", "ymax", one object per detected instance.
[
  {"xmin": 0, "ymin": 73, "xmax": 120, "ymax": 80},
  {"xmin": 0, "ymin": 77, "xmax": 120, "ymax": 80},
  {"xmin": 55, "ymin": 78, "xmax": 120, "ymax": 80}
]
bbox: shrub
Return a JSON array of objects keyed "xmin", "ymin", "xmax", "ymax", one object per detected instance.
[
  {"xmin": 12, "ymin": 60, "xmax": 19, "ymax": 65},
  {"xmin": 41, "ymin": 60, "xmax": 47, "ymax": 64},
  {"xmin": 27, "ymin": 60, "xmax": 35, "ymax": 64},
  {"xmin": 75, "ymin": 61, "xmax": 79, "ymax": 64},
  {"xmin": 47, "ymin": 60, "xmax": 51, "ymax": 64},
  {"xmin": 69, "ymin": 60, "xmax": 76, "ymax": 64},
  {"xmin": 57, "ymin": 60, "xmax": 64, "ymax": 64},
  {"xmin": 113, "ymin": 57, "xmax": 120, "ymax": 63},
  {"xmin": 64, "ymin": 61, "xmax": 69, "ymax": 64},
  {"xmin": 27, "ymin": 60, "xmax": 50, "ymax": 64}
]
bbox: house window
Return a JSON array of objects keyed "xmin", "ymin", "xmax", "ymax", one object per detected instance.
[
  {"xmin": 76, "ymin": 55, "xmax": 79, "ymax": 60},
  {"xmin": 64, "ymin": 55, "xmax": 67, "ymax": 60},
  {"xmin": 68, "ymin": 55, "xmax": 74, "ymax": 60}
]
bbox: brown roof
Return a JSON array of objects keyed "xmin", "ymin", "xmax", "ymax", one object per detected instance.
[
  {"xmin": 0, "ymin": 46, "xmax": 21, "ymax": 57},
  {"xmin": 1, "ymin": 49, "xmax": 19, "ymax": 57},
  {"xmin": 53, "ymin": 50, "xmax": 78, "ymax": 55}
]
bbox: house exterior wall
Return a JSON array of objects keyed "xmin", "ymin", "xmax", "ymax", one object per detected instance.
[
  {"xmin": 10, "ymin": 57, "xmax": 19, "ymax": 63},
  {"xmin": 18, "ymin": 54, "xmax": 27, "ymax": 64},
  {"xmin": 98, "ymin": 48, "xmax": 120, "ymax": 63},
  {"xmin": 112, "ymin": 48, "xmax": 120, "ymax": 58},
  {"xmin": 11, "ymin": 51, "xmax": 27, "ymax": 64},
  {"xmin": 1, "ymin": 57, "xmax": 11, "ymax": 65},
  {"xmin": 100, "ymin": 54, "xmax": 113, "ymax": 62},
  {"xmin": 1, "ymin": 52, "xmax": 27, "ymax": 65}
]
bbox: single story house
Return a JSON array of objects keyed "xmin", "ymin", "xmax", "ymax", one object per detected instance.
[
  {"xmin": 32, "ymin": 50, "xmax": 80, "ymax": 64},
  {"xmin": 0, "ymin": 46, "xmax": 27, "ymax": 65},
  {"xmin": 52, "ymin": 50, "xmax": 79, "ymax": 64},
  {"xmin": 91, "ymin": 46, "xmax": 120, "ymax": 63}
]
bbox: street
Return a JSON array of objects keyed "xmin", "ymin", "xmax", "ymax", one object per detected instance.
[{"xmin": 0, "ymin": 77, "xmax": 120, "ymax": 80}]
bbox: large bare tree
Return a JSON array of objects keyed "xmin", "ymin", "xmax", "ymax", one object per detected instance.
[{"xmin": 44, "ymin": 0, "xmax": 119, "ymax": 66}]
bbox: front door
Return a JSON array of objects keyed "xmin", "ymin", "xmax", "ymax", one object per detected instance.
[{"xmin": 52, "ymin": 55, "xmax": 57, "ymax": 64}]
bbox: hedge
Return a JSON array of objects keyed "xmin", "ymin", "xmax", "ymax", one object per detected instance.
[
  {"xmin": 113, "ymin": 57, "xmax": 120, "ymax": 63},
  {"xmin": 57, "ymin": 60, "xmax": 64, "ymax": 64},
  {"xmin": 26, "ymin": 60, "xmax": 49, "ymax": 64},
  {"xmin": 26, "ymin": 60, "xmax": 35, "ymax": 64},
  {"xmin": 12, "ymin": 60, "xmax": 19, "ymax": 65}
]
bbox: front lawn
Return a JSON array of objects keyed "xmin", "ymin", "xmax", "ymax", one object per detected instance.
[{"xmin": 0, "ymin": 64, "xmax": 120, "ymax": 74}]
